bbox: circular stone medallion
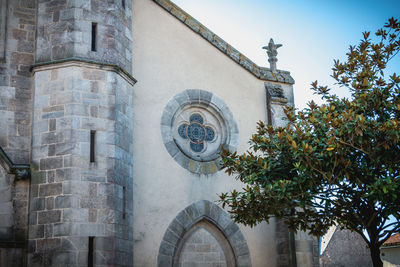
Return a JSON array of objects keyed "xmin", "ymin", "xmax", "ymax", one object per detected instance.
[{"xmin": 161, "ymin": 89, "xmax": 239, "ymax": 174}]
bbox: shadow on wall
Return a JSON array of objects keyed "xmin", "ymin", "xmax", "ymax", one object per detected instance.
[{"xmin": 0, "ymin": 155, "xmax": 30, "ymax": 267}]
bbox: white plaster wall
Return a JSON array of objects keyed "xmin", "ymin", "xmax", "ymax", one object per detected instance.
[{"xmin": 132, "ymin": 0, "xmax": 280, "ymax": 266}]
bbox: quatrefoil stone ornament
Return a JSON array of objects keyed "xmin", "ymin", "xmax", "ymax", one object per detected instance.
[
  {"xmin": 161, "ymin": 89, "xmax": 239, "ymax": 175},
  {"xmin": 178, "ymin": 113, "xmax": 215, "ymax": 153}
]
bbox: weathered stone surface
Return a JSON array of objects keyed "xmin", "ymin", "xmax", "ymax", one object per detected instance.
[
  {"xmin": 30, "ymin": 197, "xmax": 45, "ymax": 211},
  {"xmin": 158, "ymin": 254, "xmax": 173, "ymax": 267},
  {"xmin": 80, "ymin": 196, "xmax": 105, "ymax": 209},
  {"xmin": 37, "ymin": 210, "xmax": 61, "ymax": 224},
  {"xmin": 159, "ymin": 240, "xmax": 176, "ymax": 256},
  {"xmin": 53, "ymin": 223, "xmax": 79, "ymax": 237},
  {"xmin": 224, "ymin": 221, "xmax": 240, "ymax": 238},
  {"xmin": 28, "ymin": 225, "xmax": 44, "ymax": 239},
  {"xmin": 161, "ymin": 89, "xmax": 239, "ymax": 174},
  {"xmin": 178, "ymin": 225, "xmax": 230, "ymax": 267},
  {"xmin": 0, "ymin": 0, "xmax": 35, "ymax": 168},
  {"xmin": 52, "ymin": 251, "xmax": 78, "ymax": 265},
  {"xmin": 174, "ymin": 210, "xmax": 192, "ymax": 231},
  {"xmin": 39, "ymin": 183, "xmax": 62, "ymax": 197},
  {"xmin": 35, "ymin": 0, "xmax": 133, "ymax": 74},
  {"xmin": 54, "ymin": 195, "xmax": 78, "ymax": 209},
  {"xmin": 158, "ymin": 200, "xmax": 251, "ymax": 267},
  {"xmin": 320, "ymin": 227, "xmax": 372, "ymax": 267},
  {"xmin": 79, "ymin": 223, "xmax": 105, "ymax": 236},
  {"xmin": 62, "ymin": 208, "xmax": 89, "ymax": 223},
  {"xmin": 0, "ymin": 165, "xmax": 30, "ymax": 267},
  {"xmin": 40, "ymin": 157, "xmax": 63, "ymax": 170},
  {"xmin": 29, "ymin": 63, "xmax": 134, "ymax": 266},
  {"xmin": 36, "ymin": 238, "xmax": 60, "ymax": 252}
]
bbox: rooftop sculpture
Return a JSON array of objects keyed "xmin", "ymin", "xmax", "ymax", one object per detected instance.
[{"xmin": 263, "ymin": 38, "xmax": 282, "ymax": 73}]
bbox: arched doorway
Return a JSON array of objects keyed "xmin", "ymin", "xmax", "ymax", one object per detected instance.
[{"xmin": 157, "ymin": 200, "xmax": 251, "ymax": 267}]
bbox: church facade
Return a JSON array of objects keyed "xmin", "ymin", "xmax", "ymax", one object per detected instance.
[{"xmin": 0, "ymin": 0, "xmax": 318, "ymax": 266}]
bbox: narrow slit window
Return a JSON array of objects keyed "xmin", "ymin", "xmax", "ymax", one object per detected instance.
[
  {"xmin": 90, "ymin": 130, "xmax": 96, "ymax": 162},
  {"xmin": 88, "ymin": 236, "xmax": 94, "ymax": 267},
  {"xmin": 91, "ymin": 23, "xmax": 97, "ymax": 52},
  {"xmin": 123, "ymin": 186, "xmax": 126, "ymax": 219},
  {"xmin": 122, "ymin": 0, "xmax": 125, "ymax": 9}
]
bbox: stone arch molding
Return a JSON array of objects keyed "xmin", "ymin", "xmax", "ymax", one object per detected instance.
[
  {"xmin": 161, "ymin": 89, "xmax": 239, "ymax": 174},
  {"xmin": 157, "ymin": 200, "xmax": 252, "ymax": 267}
]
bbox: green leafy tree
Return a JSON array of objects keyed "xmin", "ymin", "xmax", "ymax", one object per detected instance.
[{"xmin": 219, "ymin": 18, "xmax": 400, "ymax": 267}]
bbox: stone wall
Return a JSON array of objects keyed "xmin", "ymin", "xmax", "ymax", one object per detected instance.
[
  {"xmin": 36, "ymin": 0, "xmax": 132, "ymax": 74},
  {"xmin": 157, "ymin": 200, "xmax": 251, "ymax": 267},
  {"xmin": 0, "ymin": 163, "xmax": 29, "ymax": 266},
  {"xmin": 0, "ymin": 1, "xmax": 35, "ymax": 266},
  {"xmin": 26, "ymin": 0, "xmax": 135, "ymax": 265},
  {"xmin": 320, "ymin": 228, "xmax": 372, "ymax": 267},
  {"xmin": 29, "ymin": 63, "xmax": 134, "ymax": 266},
  {"xmin": 178, "ymin": 223, "xmax": 232, "ymax": 267},
  {"xmin": 0, "ymin": 0, "xmax": 35, "ymax": 164}
]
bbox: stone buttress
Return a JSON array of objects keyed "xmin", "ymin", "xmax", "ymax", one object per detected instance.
[
  {"xmin": 0, "ymin": 0, "xmax": 36, "ymax": 265},
  {"xmin": 29, "ymin": 1, "xmax": 135, "ymax": 266},
  {"xmin": 265, "ymin": 82, "xmax": 319, "ymax": 267}
]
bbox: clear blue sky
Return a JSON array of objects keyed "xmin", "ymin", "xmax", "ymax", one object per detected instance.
[{"xmin": 172, "ymin": 0, "xmax": 400, "ymax": 110}]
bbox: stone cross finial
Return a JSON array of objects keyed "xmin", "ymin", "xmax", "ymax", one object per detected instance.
[{"xmin": 262, "ymin": 38, "xmax": 282, "ymax": 73}]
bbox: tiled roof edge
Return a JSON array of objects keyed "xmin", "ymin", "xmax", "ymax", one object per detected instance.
[
  {"xmin": 382, "ymin": 241, "xmax": 400, "ymax": 247},
  {"xmin": 382, "ymin": 233, "xmax": 400, "ymax": 247},
  {"xmin": 153, "ymin": 0, "xmax": 295, "ymax": 85}
]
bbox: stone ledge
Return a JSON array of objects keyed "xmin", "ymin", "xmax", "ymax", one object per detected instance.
[
  {"xmin": 31, "ymin": 58, "xmax": 137, "ymax": 86},
  {"xmin": 0, "ymin": 146, "xmax": 30, "ymax": 180},
  {"xmin": 153, "ymin": 0, "xmax": 295, "ymax": 85}
]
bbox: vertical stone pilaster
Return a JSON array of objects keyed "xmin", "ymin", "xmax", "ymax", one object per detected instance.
[
  {"xmin": 0, "ymin": 0, "xmax": 35, "ymax": 266},
  {"xmin": 0, "ymin": 0, "xmax": 35, "ymax": 163},
  {"xmin": 266, "ymin": 82, "xmax": 298, "ymax": 267},
  {"xmin": 294, "ymin": 231, "xmax": 316, "ymax": 267},
  {"xmin": 266, "ymin": 82, "xmax": 319, "ymax": 267},
  {"xmin": 275, "ymin": 219, "xmax": 296, "ymax": 267}
]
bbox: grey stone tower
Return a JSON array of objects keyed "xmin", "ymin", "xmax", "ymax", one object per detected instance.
[{"xmin": 29, "ymin": 1, "xmax": 135, "ymax": 266}]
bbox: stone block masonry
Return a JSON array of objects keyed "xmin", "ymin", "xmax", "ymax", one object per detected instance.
[
  {"xmin": 26, "ymin": 0, "xmax": 135, "ymax": 265},
  {"xmin": 30, "ymin": 62, "xmax": 134, "ymax": 267},
  {"xmin": 0, "ymin": 165, "xmax": 30, "ymax": 266},
  {"xmin": 36, "ymin": 0, "xmax": 133, "ymax": 74},
  {"xmin": 0, "ymin": 0, "xmax": 35, "ymax": 265},
  {"xmin": 0, "ymin": 0, "xmax": 36, "ymax": 164},
  {"xmin": 158, "ymin": 200, "xmax": 252, "ymax": 267}
]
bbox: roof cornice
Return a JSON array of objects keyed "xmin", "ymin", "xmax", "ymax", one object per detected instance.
[{"xmin": 153, "ymin": 0, "xmax": 295, "ymax": 85}]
